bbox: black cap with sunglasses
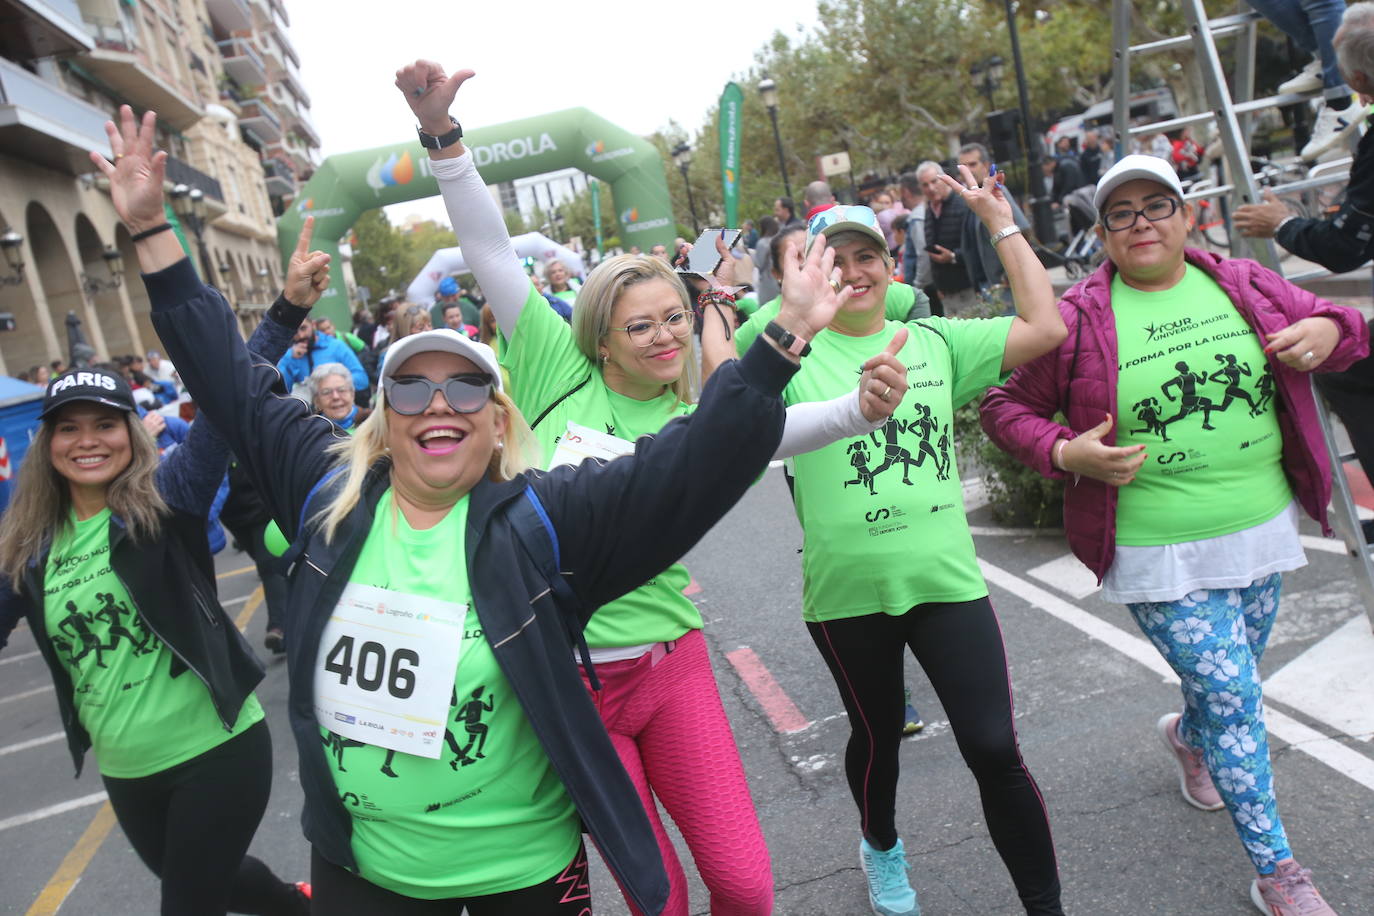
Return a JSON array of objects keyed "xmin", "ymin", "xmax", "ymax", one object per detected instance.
[{"xmin": 378, "ymin": 329, "xmax": 501, "ymax": 415}]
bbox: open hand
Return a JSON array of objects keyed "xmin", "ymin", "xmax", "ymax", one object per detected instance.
[
  {"xmin": 395, "ymin": 60, "xmax": 475, "ymax": 136},
  {"xmin": 858, "ymin": 327, "xmax": 910, "ymax": 422},
  {"xmin": 89, "ymin": 106, "xmax": 168, "ymax": 232},
  {"xmin": 778, "ymin": 234, "xmax": 853, "ymax": 340},
  {"xmin": 938, "ymin": 164, "xmax": 1014, "ymax": 235},
  {"xmin": 1232, "ymin": 190, "xmax": 1289, "ymax": 239},
  {"xmin": 284, "ymin": 216, "xmax": 331, "ymax": 309},
  {"xmin": 1060, "ymin": 414, "xmax": 1147, "ymax": 487}
]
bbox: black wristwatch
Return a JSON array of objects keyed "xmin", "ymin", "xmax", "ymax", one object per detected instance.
[
  {"xmin": 763, "ymin": 320, "xmax": 812, "ymax": 357},
  {"xmin": 417, "ymin": 116, "xmax": 463, "ymax": 150}
]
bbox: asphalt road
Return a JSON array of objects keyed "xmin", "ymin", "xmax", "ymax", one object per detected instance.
[{"xmin": 3, "ymin": 466, "xmax": 1372, "ymax": 915}]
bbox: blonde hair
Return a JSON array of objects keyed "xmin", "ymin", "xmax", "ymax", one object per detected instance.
[
  {"xmin": 0, "ymin": 411, "xmax": 167, "ymax": 586},
  {"xmin": 572, "ymin": 254, "xmax": 699, "ymax": 406},
  {"xmin": 393, "ymin": 302, "xmax": 432, "ymax": 339},
  {"xmin": 314, "ymin": 386, "xmax": 537, "ymax": 543}
]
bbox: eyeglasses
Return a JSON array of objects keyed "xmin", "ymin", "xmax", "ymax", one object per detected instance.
[
  {"xmin": 1101, "ymin": 197, "xmax": 1180, "ymax": 232},
  {"xmin": 316, "ymin": 385, "xmax": 352, "ymax": 399},
  {"xmin": 383, "ymin": 374, "xmax": 492, "ymax": 415},
  {"xmin": 610, "ymin": 310, "xmax": 693, "ymax": 347}
]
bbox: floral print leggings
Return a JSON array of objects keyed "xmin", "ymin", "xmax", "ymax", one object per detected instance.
[{"xmin": 1125, "ymin": 573, "xmax": 1291, "ymax": 874}]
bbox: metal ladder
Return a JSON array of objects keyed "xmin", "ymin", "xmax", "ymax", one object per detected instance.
[{"xmin": 1112, "ymin": 0, "xmax": 1374, "ymax": 626}]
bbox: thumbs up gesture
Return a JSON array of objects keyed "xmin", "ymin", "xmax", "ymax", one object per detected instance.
[
  {"xmin": 1058, "ymin": 414, "xmax": 1148, "ymax": 487},
  {"xmin": 858, "ymin": 328, "xmax": 910, "ymax": 422},
  {"xmin": 395, "ymin": 60, "xmax": 476, "ymax": 138}
]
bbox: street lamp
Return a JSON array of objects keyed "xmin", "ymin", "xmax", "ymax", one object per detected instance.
[
  {"xmin": 81, "ymin": 245, "xmax": 125, "ymax": 297},
  {"xmin": 0, "ymin": 229, "xmax": 24, "ymax": 287},
  {"xmin": 757, "ymin": 77, "xmax": 792, "ymax": 200},
  {"xmin": 969, "ymin": 55, "xmax": 1005, "ymax": 111},
  {"xmin": 672, "ymin": 141, "xmax": 700, "ymax": 236},
  {"xmin": 169, "ymin": 183, "xmax": 217, "ymax": 288},
  {"xmin": 1002, "ymin": 0, "xmax": 1056, "ymax": 246}
]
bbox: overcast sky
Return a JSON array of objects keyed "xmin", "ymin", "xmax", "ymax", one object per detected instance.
[{"xmin": 287, "ymin": 0, "xmax": 821, "ymax": 226}]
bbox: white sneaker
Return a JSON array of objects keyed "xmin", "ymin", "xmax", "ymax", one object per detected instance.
[
  {"xmin": 1301, "ymin": 103, "xmax": 1354, "ymax": 160},
  {"xmin": 1278, "ymin": 60, "xmax": 1323, "ymax": 95}
]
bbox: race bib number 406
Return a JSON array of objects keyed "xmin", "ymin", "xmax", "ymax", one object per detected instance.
[{"xmin": 313, "ymin": 582, "xmax": 466, "ymax": 759}]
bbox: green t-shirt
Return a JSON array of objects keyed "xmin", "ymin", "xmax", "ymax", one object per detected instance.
[
  {"xmin": 735, "ymin": 281, "xmax": 927, "ymax": 354},
  {"xmin": 1111, "ymin": 267, "xmax": 1291, "ymax": 544},
  {"xmin": 735, "ymin": 295, "xmax": 760, "ymax": 319},
  {"xmin": 43, "ymin": 508, "xmax": 264, "ymax": 778},
  {"xmin": 324, "ymin": 491, "xmax": 579, "ymax": 898},
  {"xmin": 501, "ymin": 284, "xmax": 700, "ymax": 647},
  {"xmin": 786, "ymin": 317, "xmax": 1014, "ymax": 621}
]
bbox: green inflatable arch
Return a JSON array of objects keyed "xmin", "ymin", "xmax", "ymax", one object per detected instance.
[{"xmin": 276, "ymin": 108, "xmax": 675, "ymax": 324}]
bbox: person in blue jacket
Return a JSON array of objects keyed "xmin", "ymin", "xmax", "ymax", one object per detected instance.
[
  {"xmin": 276, "ymin": 318, "xmax": 369, "ymax": 394},
  {"xmin": 0, "ymin": 236, "xmax": 316, "ymax": 913},
  {"xmin": 99, "ymin": 96, "xmax": 847, "ymax": 915}
]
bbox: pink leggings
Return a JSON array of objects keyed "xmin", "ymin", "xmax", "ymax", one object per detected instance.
[{"xmin": 580, "ymin": 629, "xmax": 773, "ymax": 916}]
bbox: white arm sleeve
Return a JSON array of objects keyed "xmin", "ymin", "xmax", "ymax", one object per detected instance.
[
  {"xmin": 774, "ymin": 388, "xmax": 883, "ymax": 459},
  {"xmin": 429, "ymin": 152, "xmax": 530, "ymax": 339}
]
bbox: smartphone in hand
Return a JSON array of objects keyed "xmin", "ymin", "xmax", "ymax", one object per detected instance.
[{"xmin": 675, "ymin": 228, "xmax": 743, "ymax": 278}]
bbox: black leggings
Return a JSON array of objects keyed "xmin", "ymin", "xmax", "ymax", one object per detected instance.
[
  {"xmin": 101, "ymin": 719, "xmax": 304, "ymax": 916},
  {"xmin": 309, "ymin": 842, "xmax": 592, "ymax": 915},
  {"xmin": 807, "ymin": 597, "xmax": 1063, "ymax": 915}
]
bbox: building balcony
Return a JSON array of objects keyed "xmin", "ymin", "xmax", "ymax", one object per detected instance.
[
  {"xmin": 277, "ymin": 59, "xmax": 309, "ymax": 107},
  {"xmin": 289, "ymin": 113, "xmax": 319, "ymax": 149},
  {"xmin": 271, "ymin": 18, "xmax": 299, "ymax": 68},
  {"xmin": 203, "ymin": 0, "xmax": 251, "ymax": 32},
  {"xmin": 80, "ymin": 14, "xmax": 203, "ymax": 129},
  {"xmin": 0, "ymin": 54, "xmax": 110, "ymax": 173},
  {"xmin": 216, "ymin": 37, "xmax": 264, "ymax": 90},
  {"xmin": 262, "ymin": 156, "xmax": 294, "ymax": 196},
  {"xmin": 164, "ymin": 154, "xmax": 224, "ymax": 204},
  {"xmin": 0, "ymin": 0, "xmax": 94, "ymax": 60},
  {"xmin": 238, "ymin": 97, "xmax": 281, "ymax": 142}
]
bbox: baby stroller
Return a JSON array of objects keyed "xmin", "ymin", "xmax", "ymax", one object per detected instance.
[{"xmin": 1062, "ymin": 185, "xmax": 1102, "ymax": 279}]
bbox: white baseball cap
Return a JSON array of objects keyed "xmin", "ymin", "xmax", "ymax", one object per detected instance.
[
  {"xmin": 379, "ymin": 329, "xmax": 502, "ymax": 391},
  {"xmin": 1092, "ymin": 154, "xmax": 1185, "ymax": 212}
]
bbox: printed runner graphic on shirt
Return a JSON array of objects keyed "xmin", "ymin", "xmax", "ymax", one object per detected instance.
[
  {"xmin": 47, "ymin": 569, "xmax": 159, "ymax": 669},
  {"xmin": 843, "ymin": 405, "xmax": 951, "ymax": 496},
  {"xmin": 1123, "ymin": 354, "xmax": 1273, "ymax": 441}
]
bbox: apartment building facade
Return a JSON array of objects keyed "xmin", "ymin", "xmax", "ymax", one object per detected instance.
[{"xmin": 0, "ymin": 0, "xmax": 321, "ymax": 375}]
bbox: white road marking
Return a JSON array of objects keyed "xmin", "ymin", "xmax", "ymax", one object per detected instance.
[
  {"xmin": 980, "ymin": 559, "xmax": 1374, "ymax": 794},
  {"xmin": 0, "ymin": 650, "xmax": 40, "ymax": 667},
  {"xmin": 0, "ymin": 684, "xmax": 53, "ymax": 705},
  {"xmin": 1027, "ymin": 553, "xmax": 1102, "ymax": 599},
  {"xmin": 0, "ymin": 732, "xmax": 64, "ymax": 757},
  {"xmin": 1266, "ymin": 614, "xmax": 1374, "ymax": 742},
  {"xmin": 0, "ymin": 792, "xmax": 107, "ymax": 832},
  {"xmin": 221, "ymin": 595, "xmax": 251, "ymax": 607},
  {"xmin": 1300, "ymin": 534, "xmax": 1349, "ymax": 555}
]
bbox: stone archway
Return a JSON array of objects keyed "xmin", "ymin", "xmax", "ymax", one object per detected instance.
[
  {"xmin": 0, "ymin": 205, "xmax": 48, "ymax": 377},
  {"xmin": 75, "ymin": 214, "xmax": 135, "ymax": 359},
  {"xmin": 27, "ymin": 202, "xmax": 104, "ymax": 365}
]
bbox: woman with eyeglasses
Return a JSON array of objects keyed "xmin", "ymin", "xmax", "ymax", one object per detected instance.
[
  {"xmin": 306, "ymin": 363, "xmax": 371, "ymax": 433},
  {"xmin": 981, "ymin": 157, "xmax": 1367, "ymax": 915},
  {"xmin": 409, "ymin": 65, "xmax": 914, "ymax": 916},
  {"xmin": 100, "ymin": 94, "xmax": 855, "ymax": 915},
  {"xmin": 707, "ymin": 184, "xmax": 1069, "ymax": 916}
]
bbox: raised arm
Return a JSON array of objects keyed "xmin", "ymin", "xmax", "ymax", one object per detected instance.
[
  {"xmin": 91, "ymin": 106, "xmax": 343, "ymax": 536},
  {"xmin": 395, "ymin": 61, "xmax": 532, "ymax": 340},
  {"xmin": 938, "ymin": 167, "xmax": 1066, "ymax": 372}
]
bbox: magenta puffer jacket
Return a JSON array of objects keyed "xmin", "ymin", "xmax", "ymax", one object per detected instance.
[{"xmin": 980, "ymin": 248, "xmax": 1370, "ymax": 582}]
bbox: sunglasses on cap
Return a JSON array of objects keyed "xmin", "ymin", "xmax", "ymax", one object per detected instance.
[{"xmin": 382, "ymin": 374, "xmax": 493, "ymax": 416}]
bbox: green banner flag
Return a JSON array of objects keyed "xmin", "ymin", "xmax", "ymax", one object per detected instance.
[
  {"xmin": 589, "ymin": 178, "xmax": 603, "ymax": 255},
  {"xmin": 718, "ymin": 82, "xmax": 744, "ymax": 228}
]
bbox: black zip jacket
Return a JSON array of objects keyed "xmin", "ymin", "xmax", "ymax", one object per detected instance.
[
  {"xmin": 0, "ymin": 302, "xmax": 300, "ymax": 775},
  {"xmin": 144, "ymin": 258, "xmax": 797, "ymax": 915}
]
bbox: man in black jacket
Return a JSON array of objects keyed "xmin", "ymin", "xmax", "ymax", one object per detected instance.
[
  {"xmin": 1234, "ymin": 2, "xmax": 1374, "ymax": 542},
  {"xmin": 917, "ymin": 160, "xmax": 976, "ymax": 315}
]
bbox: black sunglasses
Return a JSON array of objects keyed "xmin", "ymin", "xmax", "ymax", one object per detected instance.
[{"xmin": 383, "ymin": 374, "xmax": 493, "ymax": 416}]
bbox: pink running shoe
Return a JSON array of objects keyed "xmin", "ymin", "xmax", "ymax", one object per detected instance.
[
  {"xmin": 1250, "ymin": 860, "xmax": 1338, "ymax": 915},
  {"xmin": 1156, "ymin": 713, "xmax": 1224, "ymax": 811}
]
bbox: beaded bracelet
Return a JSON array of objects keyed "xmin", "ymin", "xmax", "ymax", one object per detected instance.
[{"xmin": 696, "ymin": 288, "xmax": 737, "ymax": 340}]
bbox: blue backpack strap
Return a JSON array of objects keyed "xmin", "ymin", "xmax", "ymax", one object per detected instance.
[
  {"xmin": 275, "ymin": 465, "xmax": 347, "ymax": 573},
  {"xmin": 516, "ymin": 484, "xmax": 599, "ymax": 689}
]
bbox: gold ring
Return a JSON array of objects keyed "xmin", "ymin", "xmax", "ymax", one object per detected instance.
[
  {"xmin": 880, "ymin": 385, "xmax": 892, "ymax": 402},
  {"xmin": 114, "ymin": 153, "xmax": 124, "ymax": 161},
  {"xmin": 830, "ymin": 278, "xmax": 841, "ymax": 292}
]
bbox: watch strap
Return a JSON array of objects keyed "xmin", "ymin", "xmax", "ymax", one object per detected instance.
[
  {"xmin": 417, "ymin": 116, "xmax": 464, "ymax": 150},
  {"xmin": 764, "ymin": 320, "xmax": 811, "ymax": 357}
]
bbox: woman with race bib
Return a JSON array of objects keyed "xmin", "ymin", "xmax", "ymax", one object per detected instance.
[
  {"xmin": 0, "ymin": 220, "xmax": 315, "ymax": 915},
  {"xmin": 99, "ymin": 92, "xmax": 848, "ymax": 915},
  {"xmin": 410, "ymin": 64, "xmax": 912, "ymax": 916},
  {"xmin": 709, "ymin": 176, "xmax": 1069, "ymax": 916},
  {"xmin": 981, "ymin": 155, "xmax": 1367, "ymax": 916}
]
